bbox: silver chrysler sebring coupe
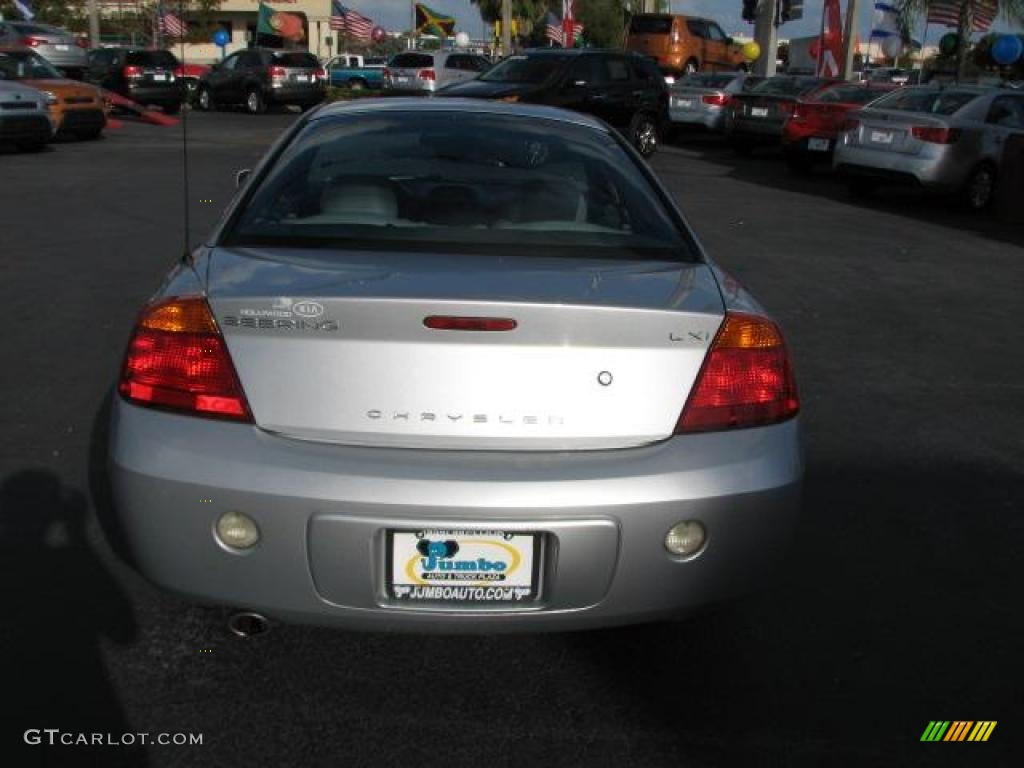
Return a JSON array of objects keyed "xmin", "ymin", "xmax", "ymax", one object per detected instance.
[{"xmin": 108, "ymin": 99, "xmax": 802, "ymax": 632}]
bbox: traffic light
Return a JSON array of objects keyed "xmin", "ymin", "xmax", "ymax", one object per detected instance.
[
  {"xmin": 781, "ymin": 0, "xmax": 804, "ymax": 22},
  {"xmin": 742, "ymin": 0, "xmax": 757, "ymax": 23}
]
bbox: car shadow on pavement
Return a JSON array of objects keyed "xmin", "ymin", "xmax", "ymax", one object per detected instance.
[
  {"xmin": 0, "ymin": 468, "xmax": 147, "ymax": 767},
  {"xmin": 664, "ymin": 134, "xmax": 1024, "ymax": 248},
  {"xmin": 565, "ymin": 458, "xmax": 1023, "ymax": 765}
]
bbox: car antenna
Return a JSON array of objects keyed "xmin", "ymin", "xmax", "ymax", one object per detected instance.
[{"xmin": 176, "ymin": 0, "xmax": 191, "ymax": 262}]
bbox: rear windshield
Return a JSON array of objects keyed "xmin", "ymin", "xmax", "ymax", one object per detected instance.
[
  {"xmin": 629, "ymin": 15, "xmax": 673, "ymax": 35},
  {"xmin": 125, "ymin": 50, "xmax": 178, "ymax": 67},
  {"xmin": 479, "ymin": 55, "xmax": 568, "ymax": 84},
  {"xmin": 364, "ymin": 57, "xmax": 386, "ymax": 67},
  {"xmin": 390, "ymin": 53, "xmax": 434, "ymax": 69},
  {"xmin": 868, "ymin": 88, "xmax": 980, "ymax": 116},
  {"xmin": 815, "ymin": 86, "xmax": 891, "ymax": 105},
  {"xmin": 9, "ymin": 23, "xmax": 60, "ymax": 35},
  {"xmin": 272, "ymin": 52, "xmax": 318, "ymax": 68},
  {"xmin": 678, "ymin": 73, "xmax": 736, "ymax": 89},
  {"xmin": 224, "ymin": 111, "xmax": 694, "ymax": 262},
  {"xmin": 0, "ymin": 50, "xmax": 62, "ymax": 80},
  {"xmin": 751, "ymin": 77, "xmax": 826, "ymax": 96}
]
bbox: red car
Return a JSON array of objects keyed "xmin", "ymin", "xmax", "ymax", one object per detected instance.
[{"xmin": 782, "ymin": 82, "xmax": 897, "ymax": 171}]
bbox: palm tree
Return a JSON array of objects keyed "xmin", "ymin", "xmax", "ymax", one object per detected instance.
[{"xmin": 896, "ymin": 0, "xmax": 1024, "ymax": 79}]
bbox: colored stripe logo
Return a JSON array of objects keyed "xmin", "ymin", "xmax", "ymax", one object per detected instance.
[{"xmin": 921, "ymin": 721, "xmax": 997, "ymax": 742}]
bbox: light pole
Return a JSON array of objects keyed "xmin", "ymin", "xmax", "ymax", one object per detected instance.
[
  {"xmin": 88, "ymin": 0, "xmax": 100, "ymax": 48},
  {"xmin": 840, "ymin": 0, "xmax": 861, "ymax": 79},
  {"xmin": 501, "ymin": 0, "xmax": 512, "ymax": 56},
  {"xmin": 753, "ymin": 0, "xmax": 778, "ymax": 77}
]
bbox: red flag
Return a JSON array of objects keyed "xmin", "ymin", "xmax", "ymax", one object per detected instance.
[{"xmin": 817, "ymin": 0, "xmax": 843, "ymax": 78}]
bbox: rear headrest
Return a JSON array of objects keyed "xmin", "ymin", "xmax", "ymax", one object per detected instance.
[{"xmin": 321, "ymin": 180, "xmax": 398, "ymax": 222}]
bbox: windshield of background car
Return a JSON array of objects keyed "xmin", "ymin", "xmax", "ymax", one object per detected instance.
[
  {"xmin": 125, "ymin": 50, "xmax": 178, "ymax": 67},
  {"xmin": 679, "ymin": 73, "xmax": 735, "ymax": 89},
  {"xmin": 479, "ymin": 55, "xmax": 568, "ymax": 84},
  {"xmin": 629, "ymin": 15, "xmax": 673, "ymax": 34},
  {"xmin": 390, "ymin": 53, "xmax": 434, "ymax": 68},
  {"xmin": 272, "ymin": 52, "xmax": 319, "ymax": 68},
  {"xmin": 225, "ymin": 111, "xmax": 695, "ymax": 261},
  {"xmin": 751, "ymin": 77, "xmax": 825, "ymax": 96},
  {"xmin": 814, "ymin": 85, "xmax": 890, "ymax": 105},
  {"xmin": 0, "ymin": 51, "xmax": 62, "ymax": 79},
  {"xmin": 868, "ymin": 88, "xmax": 980, "ymax": 115}
]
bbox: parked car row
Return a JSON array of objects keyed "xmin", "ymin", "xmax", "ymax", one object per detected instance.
[
  {"xmin": 668, "ymin": 71, "xmax": 1024, "ymax": 211},
  {"xmin": 0, "ymin": 48, "xmax": 106, "ymax": 151}
]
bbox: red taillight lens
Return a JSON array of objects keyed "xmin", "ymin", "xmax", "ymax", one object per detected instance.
[
  {"xmin": 676, "ymin": 313, "xmax": 799, "ymax": 433},
  {"xmin": 382, "ymin": 67, "xmax": 391, "ymax": 79},
  {"xmin": 911, "ymin": 125, "xmax": 959, "ymax": 144},
  {"xmin": 122, "ymin": 65, "xmax": 143, "ymax": 78},
  {"xmin": 314, "ymin": 67, "xmax": 327, "ymax": 80},
  {"xmin": 424, "ymin": 316, "xmax": 517, "ymax": 331},
  {"xmin": 701, "ymin": 93, "xmax": 728, "ymax": 106},
  {"xmin": 19, "ymin": 36, "xmax": 44, "ymax": 47},
  {"xmin": 119, "ymin": 297, "xmax": 252, "ymax": 421},
  {"xmin": 269, "ymin": 66, "xmax": 287, "ymax": 78},
  {"xmin": 418, "ymin": 68, "xmax": 436, "ymax": 81}
]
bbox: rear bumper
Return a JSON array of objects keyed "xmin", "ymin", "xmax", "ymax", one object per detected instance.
[
  {"xmin": 108, "ymin": 399, "xmax": 803, "ymax": 632},
  {"xmin": 833, "ymin": 142, "xmax": 965, "ymax": 190},
  {"xmin": 266, "ymin": 84, "xmax": 325, "ymax": 105},
  {"xmin": 728, "ymin": 117, "xmax": 786, "ymax": 141},
  {"xmin": 669, "ymin": 105, "xmax": 725, "ymax": 131}
]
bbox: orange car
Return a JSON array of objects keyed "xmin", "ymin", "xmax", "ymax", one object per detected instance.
[
  {"xmin": 626, "ymin": 14, "xmax": 747, "ymax": 80},
  {"xmin": 0, "ymin": 47, "xmax": 106, "ymax": 139}
]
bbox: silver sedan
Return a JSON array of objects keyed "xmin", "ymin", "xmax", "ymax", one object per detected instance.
[
  {"xmin": 107, "ymin": 99, "xmax": 802, "ymax": 632},
  {"xmin": 669, "ymin": 71, "xmax": 761, "ymax": 133},
  {"xmin": 833, "ymin": 86, "xmax": 1024, "ymax": 209}
]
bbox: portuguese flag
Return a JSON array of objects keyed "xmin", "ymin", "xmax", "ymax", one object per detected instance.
[
  {"xmin": 257, "ymin": 1, "xmax": 305, "ymax": 41},
  {"xmin": 415, "ymin": 3, "xmax": 456, "ymax": 37}
]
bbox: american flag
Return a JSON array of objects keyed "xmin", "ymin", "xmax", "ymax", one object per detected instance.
[
  {"xmin": 926, "ymin": 0, "xmax": 998, "ymax": 32},
  {"xmin": 545, "ymin": 5, "xmax": 584, "ymax": 47},
  {"xmin": 330, "ymin": 2, "xmax": 373, "ymax": 40},
  {"xmin": 544, "ymin": 12, "xmax": 563, "ymax": 45},
  {"xmin": 158, "ymin": 9, "xmax": 188, "ymax": 38}
]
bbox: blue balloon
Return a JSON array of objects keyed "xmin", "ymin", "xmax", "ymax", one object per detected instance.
[
  {"xmin": 991, "ymin": 35, "xmax": 1023, "ymax": 66},
  {"xmin": 212, "ymin": 29, "xmax": 230, "ymax": 48}
]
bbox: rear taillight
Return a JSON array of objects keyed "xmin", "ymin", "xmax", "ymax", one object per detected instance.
[
  {"xmin": 911, "ymin": 125, "xmax": 959, "ymax": 144},
  {"xmin": 675, "ymin": 313, "xmax": 799, "ymax": 433},
  {"xmin": 76, "ymin": 38, "xmax": 88, "ymax": 48},
  {"xmin": 702, "ymin": 93, "xmax": 728, "ymax": 106},
  {"xmin": 122, "ymin": 65, "xmax": 143, "ymax": 79},
  {"xmin": 19, "ymin": 36, "xmax": 44, "ymax": 47},
  {"xmin": 780, "ymin": 101, "xmax": 796, "ymax": 118},
  {"xmin": 843, "ymin": 117, "xmax": 860, "ymax": 132},
  {"xmin": 382, "ymin": 67, "xmax": 391, "ymax": 79},
  {"xmin": 418, "ymin": 68, "xmax": 436, "ymax": 81},
  {"xmin": 269, "ymin": 65, "xmax": 287, "ymax": 79},
  {"xmin": 314, "ymin": 67, "xmax": 327, "ymax": 80},
  {"xmin": 119, "ymin": 297, "xmax": 252, "ymax": 422}
]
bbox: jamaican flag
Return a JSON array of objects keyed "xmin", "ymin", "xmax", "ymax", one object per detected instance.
[{"xmin": 415, "ymin": 3, "xmax": 455, "ymax": 37}]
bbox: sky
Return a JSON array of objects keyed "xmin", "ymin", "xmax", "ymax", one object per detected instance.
[{"xmin": 350, "ymin": 1, "xmax": 1018, "ymax": 44}]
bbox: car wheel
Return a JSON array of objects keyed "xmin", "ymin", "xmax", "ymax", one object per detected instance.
[
  {"xmin": 962, "ymin": 163, "xmax": 996, "ymax": 211},
  {"xmin": 245, "ymin": 88, "xmax": 266, "ymax": 115},
  {"xmin": 347, "ymin": 78, "xmax": 366, "ymax": 91},
  {"xmin": 164, "ymin": 102, "xmax": 182, "ymax": 116},
  {"xmin": 630, "ymin": 113, "xmax": 659, "ymax": 157},
  {"xmin": 684, "ymin": 59, "xmax": 699, "ymax": 75},
  {"xmin": 197, "ymin": 86, "xmax": 214, "ymax": 111}
]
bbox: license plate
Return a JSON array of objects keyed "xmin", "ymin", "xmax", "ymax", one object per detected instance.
[
  {"xmin": 152, "ymin": 74, "xmax": 167, "ymax": 81},
  {"xmin": 751, "ymin": 107, "xmax": 769, "ymax": 117},
  {"xmin": 55, "ymin": 44, "xmax": 70, "ymax": 51},
  {"xmin": 808, "ymin": 137, "xmax": 831, "ymax": 152},
  {"xmin": 294, "ymin": 74, "xmax": 309, "ymax": 82},
  {"xmin": 870, "ymin": 130, "xmax": 894, "ymax": 144},
  {"xmin": 388, "ymin": 529, "xmax": 539, "ymax": 603},
  {"xmin": 395, "ymin": 76, "xmax": 409, "ymax": 83},
  {"xmin": 676, "ymin": 98, "xmax": 694, "ymax": 108}
]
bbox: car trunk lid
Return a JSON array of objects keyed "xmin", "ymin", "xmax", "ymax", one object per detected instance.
[
  {"xmin": 846, "ymin": 108, "xmax": 953, "ymax": 154},
  {"xmin": 205, "ymin": 248, "xmax": 724, "ymax": 451}
]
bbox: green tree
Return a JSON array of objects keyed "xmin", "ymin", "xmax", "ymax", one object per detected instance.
[
  {"xmin": 577, "ymin": 0, "xmax": 627, "ymax": 48},
  {"xmin": 896, "ymin": 0, "xmax": 1024, "ymax": 79},
  {"xmin": 469, "ymin": 0, "xmax": 550, "ymax": 24}
]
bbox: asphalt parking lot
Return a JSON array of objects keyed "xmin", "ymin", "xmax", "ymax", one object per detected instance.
[{"xmin": 1, "ymin": 111, "xmax": 1022, "ymax": 767}]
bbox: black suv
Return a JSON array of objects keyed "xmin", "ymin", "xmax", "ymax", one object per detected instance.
[
  {"xmin": 196, "ymin": 49, "xmax": 325, "ymax": 114},
  {"xmin": 86, "ymin": 48, "xmax": 185, "ymax": 114},
  {"xmin": 438, "ymin": 49, "xmax": 668, "ymax": 156}
]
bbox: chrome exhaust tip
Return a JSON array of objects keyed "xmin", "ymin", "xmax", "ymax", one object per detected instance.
[{"xmin": 227, "ymin": 611, "xmax": 271, "ymax": 638}]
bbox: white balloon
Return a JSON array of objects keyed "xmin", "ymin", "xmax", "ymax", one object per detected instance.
[
  {"xmin": 881, "ymin": 35, "xmax": 903, "ymax": 58},
  {"xmin": 455, "ymin": 31, "xmax": 470, "ymax": 48}
]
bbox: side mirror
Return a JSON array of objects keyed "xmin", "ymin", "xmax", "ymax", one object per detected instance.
[{"xmin": 235, "ymin": 169, "xmax": 251, "ymax": 189}]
